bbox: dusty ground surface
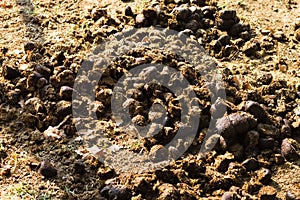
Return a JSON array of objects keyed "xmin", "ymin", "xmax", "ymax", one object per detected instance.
[{"xmin": 0, "ymin": 0, "xmax": 300, "ymax": 199}]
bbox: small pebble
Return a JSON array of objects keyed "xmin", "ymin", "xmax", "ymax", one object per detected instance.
[
  {"xmin": 240, "ymin": 31, "xmax": 251, "ymax": 41},
  {"xmin": 185, "ymin": 19, "xmax": 201, "ymax": 32},
  {"xmin": 279, "ymin": 65, "xmax": 287, "ymax": 72},
  {"xmin": 201, "ymin": 6, "xmax": 216, "ymax": 19},
  {"xmin": 216, "ymin": 18, "xmax": 236, "ymax": 31},
  {"xmin": 56, "ymin": 100, "xmax": 72, "ymax": 119},
  {"xmin": 216, "ymin": 112, "xmax": 257, "ymax": 144},
  {"xmin": 178, "ymin": 29, "xmax": 194, "ymax": 37},
  {"xmin": 35, "ymin": 64, "xmax": 51, "ymax": 79},
  {"xmin": 142, "ymin": 7, "xmax": 157, "ymax": 19},
  {"xmin": 229, "ymin": 22, "xmax": 246, "ymax": 37},
  {"xmin": 37, "ymin": 77, "xmax": 47, "ymax": 88}
]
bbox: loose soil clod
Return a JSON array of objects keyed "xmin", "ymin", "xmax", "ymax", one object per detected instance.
[{"xmin": 0, "ymin": 0, "xmax": 299, "ymax": 199}]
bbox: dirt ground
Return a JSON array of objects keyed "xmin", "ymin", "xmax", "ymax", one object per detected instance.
[
  {"xmin": 214, "ymin": 1, "xmax": 300, "ymax": 197},
  {"xmin": 0, "ymin": 0, "xmax": 299, "ymax": 199}
]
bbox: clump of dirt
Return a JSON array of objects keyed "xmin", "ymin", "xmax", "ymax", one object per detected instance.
[{"xmin": 0, "ymin": 0, "xmax": 299, "ymax": 199}]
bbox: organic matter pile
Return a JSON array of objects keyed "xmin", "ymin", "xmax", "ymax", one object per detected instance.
[{"xmin": 0, "ymin": 0, "xmax": 299, "ymax": 199}]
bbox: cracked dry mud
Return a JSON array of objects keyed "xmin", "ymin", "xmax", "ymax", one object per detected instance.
[{"xmin": 0, "ymin": 0, "xmax": 300, "ymax": 199}]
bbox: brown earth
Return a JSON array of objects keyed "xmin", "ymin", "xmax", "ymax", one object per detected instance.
[{"xmin": 0, "ymin": 0, "xmax": 300, "ymax": 199}]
